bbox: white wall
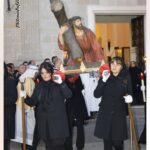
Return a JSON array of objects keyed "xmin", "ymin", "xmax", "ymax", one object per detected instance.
[{"xmin": 4, "ymin": 0, "xmax": 146, "ymax": 66}]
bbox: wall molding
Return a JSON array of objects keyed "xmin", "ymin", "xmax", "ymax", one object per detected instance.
[{"xmin": 87, "ymin": 6, "xmax": 146, "ymax": 32}]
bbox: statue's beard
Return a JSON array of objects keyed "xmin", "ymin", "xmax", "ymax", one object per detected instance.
[{"xmin": 74, "ymin": 24, "xmax": 84, "ymax": 30}]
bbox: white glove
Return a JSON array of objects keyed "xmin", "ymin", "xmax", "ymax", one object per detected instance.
[
  {"xmin": 26, "ymin": 109, "xmax": 34, "ymax": 117},
  {"xmin": 19, "ymin": 76, "xmax": 25, "ymax": 83},
  {"xmin": 123, "ymin": 95, "xmax": 133, "ymax": 103},
  {"xmin": 53, "ymin": 75, "xmax": 63, "ymax": 84},
  {"xmin": 141, "ymin": 85, "xmax": 145, "ymax": 91},
  {"xmin": 102, "ymin": 70, "xmax": 110, "ymax": 82},
  {"xmin": 25, "ymin": 108, "xmax": 30, "ymax": 113},
  {"xmin": 20, "ymin": 90, "xmax": 27, "ymax": 98},
  {"xmin": 81, "ymin": 89, "xmax": 85, "ymax": 96}
]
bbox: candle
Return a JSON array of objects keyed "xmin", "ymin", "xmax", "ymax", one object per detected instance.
[{"xmin": 140, "ymin": 73, "xmax": 146, "ymax": 102}]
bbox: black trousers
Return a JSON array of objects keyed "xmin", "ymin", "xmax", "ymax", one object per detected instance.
[
  {"xmin": 139, "ymin": 103, "xmax": 146, "ymax": 144},
  {"xmin": 30, "ymin": 112, "xmax": 41, "ymax": 150},
  {"xmin": 4, "ymin": 139, "xmax": 10, "ymax": 150},
  {"xmin": 65, "ymin": 117, "xmax": 85, "ymax": 150},
  {"xmin": 132, "ymin": 89, "xmax": 144, "ymax": 105},
  {"xmin": 45, "ymin": 138, "xmax": 65, "ymax": 150},
  {"xmin": 31, "ymin": 123, "xmax": 40, "ymax": 150},
  {"xmin": 104, "ymin": 139, "xmax": 123, "ymax": 150}
]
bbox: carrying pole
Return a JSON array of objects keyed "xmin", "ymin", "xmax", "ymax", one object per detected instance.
[
  {"xmin": 128, "ymin": 104, "xmax": 139, "ymax": 150},
  {"xmin": 21, "ymin": 82, "xmax": 26, "ymax": 150},
  {"xmin": 129, "ymin": 118, "xmax": 134, "ymax": 150}
]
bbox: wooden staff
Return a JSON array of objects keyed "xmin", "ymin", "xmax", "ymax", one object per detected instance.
[
  {"xmin": 128, "ymin": 104, "xmax": 139, "ymax": 150},
  {"xmin": 21, "ymin": 82, "xmax": 26, "ymax": 150},
  {"xmin": 129, "ymin": 118, "xmax": 133, "ymax": 150}
]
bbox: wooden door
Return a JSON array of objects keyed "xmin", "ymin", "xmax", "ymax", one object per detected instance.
[{"xmin": 131, "ymin": 16, "xmax": 145, "ymax": 70}]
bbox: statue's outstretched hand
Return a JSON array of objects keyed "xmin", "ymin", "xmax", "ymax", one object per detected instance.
[{"xmin": 59, "ymin": 25, "xmax": 69, "ymax": 35}]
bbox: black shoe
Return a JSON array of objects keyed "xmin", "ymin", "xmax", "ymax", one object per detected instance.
[
  {"xmin": 21, "ymin": 144, "xmax": 33, "ymax": 150},
  {"xmin": 138, "ymin": 140, "xmax": 146, "ymax": 144}
]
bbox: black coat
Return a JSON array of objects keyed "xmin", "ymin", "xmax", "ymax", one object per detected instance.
[
  {"xmin": 66, "ymin": 76, "xmax": 88, "ymax": 122},
  {"xmin": 94, "ymin": 70, "xmax": 132, "ymax": 140},
  {"xmin": 4, "ymin": 76, "xmax": 17, "ymax": 139},
  {"xmin": 25, "ymin": 80, "xmax": 72, "ymax": 141},
  {"xmin": 129, "ymin": 66, "xmax": 143, "ymax": 104},
  {"xmin": 129, "ymin": 66, "xmax": 142, "ymax": 90}
]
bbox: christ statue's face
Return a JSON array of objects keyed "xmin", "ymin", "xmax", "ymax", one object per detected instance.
[{"xmin": 73, "ymin": 19, "xmax": 83, "ymax": 30}]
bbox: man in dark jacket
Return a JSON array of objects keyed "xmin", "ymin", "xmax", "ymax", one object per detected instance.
[
  {"xmin": 65, "ymin": 74, "xmax": 88, "ymax": 150},
  {"xmin": 129, "ymin": 61, "xmax": 143, "ymax": 105},
  {"xmin": 4, "ymin": 63, "xmax": 17, "ymax": 150}
]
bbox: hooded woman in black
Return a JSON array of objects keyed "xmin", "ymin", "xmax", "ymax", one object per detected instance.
[
  {"xmin": 24, "ymin": 62, "xmax": 72, "ymax": 150},
  {"xmin": 94, "ymin": 57, "xmax": 133, "ymax": 150}
]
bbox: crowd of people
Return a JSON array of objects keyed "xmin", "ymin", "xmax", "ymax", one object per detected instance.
[{"xmin": 4, "ymin": 56, "xmax": 146, "ymax": 150}]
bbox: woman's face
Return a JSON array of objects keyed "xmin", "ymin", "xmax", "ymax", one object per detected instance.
[
  {"xmin": 110, "ymin": 61, "xmax": 122, "ymax": 76},
  {"xmin": 41, "ymin": 68, "xmax": 51, "ymax": 81},
  {"xmin": 19, "ymin": 65, "xmax": 26, "ymax": 74}
]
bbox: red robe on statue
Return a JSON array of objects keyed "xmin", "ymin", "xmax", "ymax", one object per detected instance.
[{"xmin": 58, "ymin": 27, "xmax": 104, "ymax": 65}]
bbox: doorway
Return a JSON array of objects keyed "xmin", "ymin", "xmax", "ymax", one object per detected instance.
[
  {"xmin": 95, "ymin": 15, "xmax": 144, "ymax": 69},
  {"xmin": 87, "ymin": 6, "xmax": 146, "ymax": 69}
]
